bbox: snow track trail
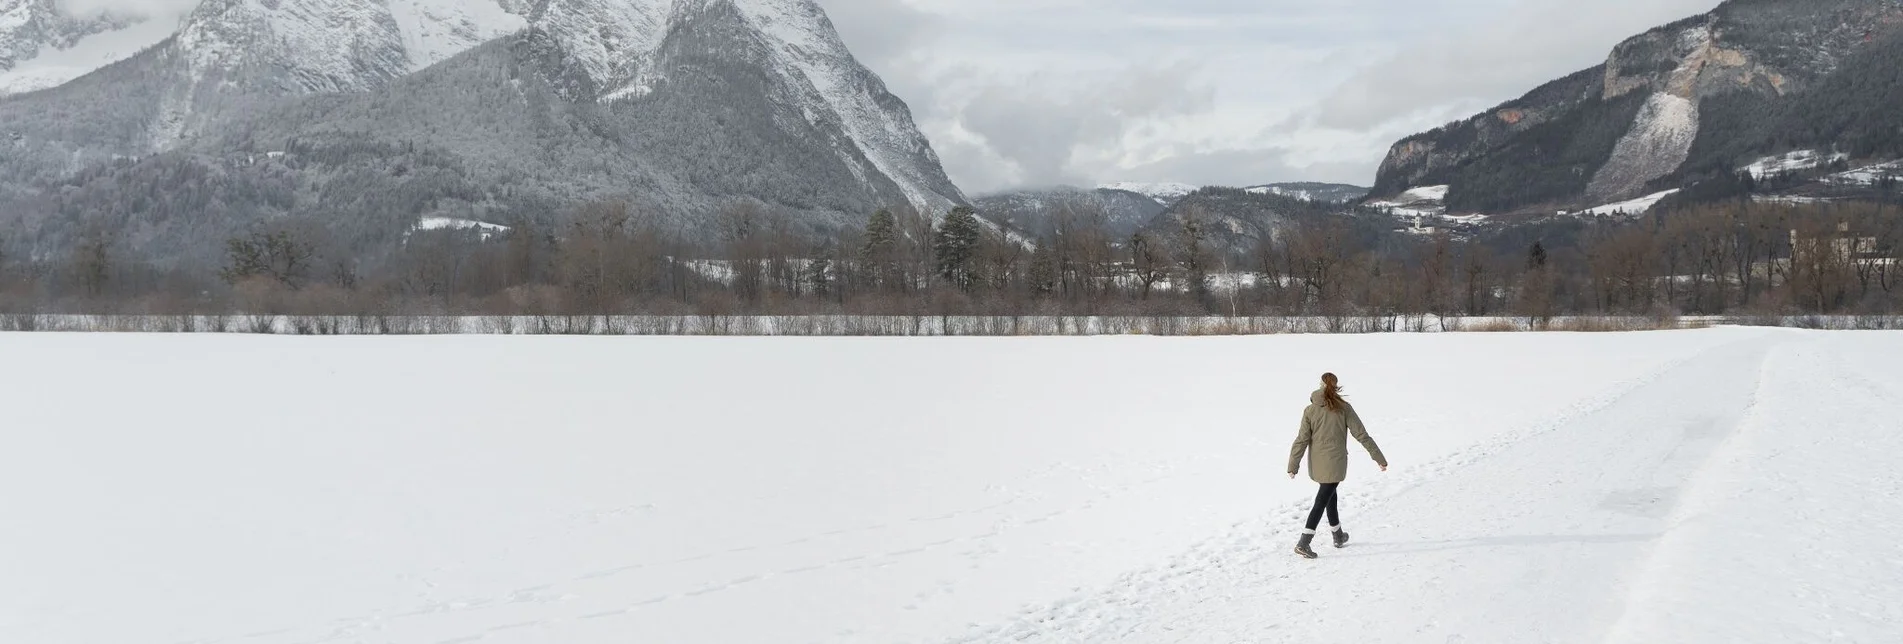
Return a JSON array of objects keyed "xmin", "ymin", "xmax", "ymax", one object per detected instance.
[{"xmin": 951, "ymin": 333, "xmax": 1900, "ymax": 644}]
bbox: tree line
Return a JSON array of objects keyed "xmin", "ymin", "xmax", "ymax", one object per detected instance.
[{"xmin": 1, "ymin": 196, "xmax": 1900, "ymax": 330}]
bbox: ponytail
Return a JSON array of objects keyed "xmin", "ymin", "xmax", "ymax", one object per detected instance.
[{"xmin": 1321, "ymin": 373, "xmax": 1346, "ymax": 412}]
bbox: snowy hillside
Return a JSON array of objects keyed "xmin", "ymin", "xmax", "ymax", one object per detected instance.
[
  {"xmin": 1366, "ymin": 184, "xmax": 1450, "ymax": 217},
  {"xmin": 1743, "ymin": 149, "xmax": 1849, "ymax": 179},
  {"xmin": 0, "ymin": 0, "xmax": 162, "ymax": 94},
  {"xmin": 6, "ymin": 329, "xmax": 1895, "ymax": 643},
  {"xmin": 0, "ymin": 0, "xmax": 967, "ymax": 260},
  {"xmin": 1098, "ymin": 182, "xmax": 1200, "ymax": 205},
  {"xmin": 1568, "ymin": 188, "xmax": 1682, "ymax": 217}
]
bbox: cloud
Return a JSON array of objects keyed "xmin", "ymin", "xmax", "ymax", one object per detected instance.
[
  {"xmin": 1304, "ymin": 0, "xmax": 1723, "ymax": 132},
  {"xmin": 1115, "ymin": 147, "xmax": 1376, "ymax": 189},
  {"xmin": 55, "ymin": 0, "xmax": 197, "ymax": 19},
  {"xmin": 946, "ymin": 62, "xmax": 1217, "ymax": 190},
  {"xmin": 819, "ymin": 0, "xmax": 1744, "ymax": 194},
  {"xmin": 816, "ymin": 0, "xmax": 941, "ymax": 71}
]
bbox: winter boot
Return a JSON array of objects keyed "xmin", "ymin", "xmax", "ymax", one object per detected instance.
[
  {"xmin": 1294, "ymin": 533, "xmax": 1318, "ymax": 559},
  {"xmin": 1332, "ymin": 528, "xmax": 1350, "ymax": 548}
]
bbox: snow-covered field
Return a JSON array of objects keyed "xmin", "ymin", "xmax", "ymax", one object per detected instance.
[
  {"xmin": 1744, "ymin": 149, "xmax": 1848, "ymax": 180},
  {"xmin": 3, "ymin": 329, "xmax": 1899, "ymax": 643},
  {"xmin": 1367, "ymin": 185, "xmax": 1449, "ymax": 218},
  {"xmin": 1569, "ymin": 188, "xmax": 1681, "ymax": 217}
]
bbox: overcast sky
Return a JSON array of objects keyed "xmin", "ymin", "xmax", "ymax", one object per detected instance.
[
  {"xmin": 819, "ymin": 0, "xmax": 1724, "ymax": 194},
  {"xmin": 60, "ymin": 0, "xmax": 1724, "ymax": 194}
]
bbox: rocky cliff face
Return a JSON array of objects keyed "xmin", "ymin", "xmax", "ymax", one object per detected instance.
[
  {"xmin": 0, "ymin": 0, "xmax": 966, "ymax": 264},
  {"xmin": 1372, "ymin": 0, "xmax": 1903, "ymax": 215}
]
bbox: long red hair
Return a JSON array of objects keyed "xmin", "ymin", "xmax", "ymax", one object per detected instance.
[{"xmin": 1321, "ymin": 373, "xmax": 1346, "ymax": 412}]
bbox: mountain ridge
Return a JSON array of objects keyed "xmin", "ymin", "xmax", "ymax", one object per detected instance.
[
  {"xmin": 1372, "ymin": 0, "xmax": 1903, "ymax": 216},
  {"xmin": 0, "ymin": 0, "xmax": 965, "ymax": 266}
]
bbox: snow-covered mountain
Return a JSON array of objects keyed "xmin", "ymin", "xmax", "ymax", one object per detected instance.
[
  {"xmin": 0, "ymin": 0, "xmax": 168, "ymax": 94},
  {"xmin": 1098, "ymin": 182, "xmax": 1200, "ymax": 206},
  {"xmin": 0, "ymin": 0, "xmax": 966, "ymax": 263}
]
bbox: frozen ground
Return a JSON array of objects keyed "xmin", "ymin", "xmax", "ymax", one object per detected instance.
[
  {"xmin": 1, "ymin": 329, "xmax": 1898, "ymax": 643},
  {"xmin": 1570, "ymin": 188, "xmax": 1681, "ymax": 217}
]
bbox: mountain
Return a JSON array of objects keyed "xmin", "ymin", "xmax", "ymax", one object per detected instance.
[
  {"xmin": 0, "ymin": 0, "xmax": 165, "ymax": 95},
  {"xmin": 1138, "ymin": 187, "xmax": 1388, "ymax": 252},
  {"xmin": 1097, "ymin": 182, "xmax": 1200, "ymax": 206},
  {"xmin": 973, "ymin": 186, "xmax": 1166, "ymax": 238},
  {"xmin": 0, "ymin": 0, "xmax": 965, "ymax": 266},
  {"xmin": 1243, "ymin": 182, "xmax": 1368, "ymax": 204},
  {"xmin": 1372, "ymin": 0, "xmax": 1903, "ymax": 216}
]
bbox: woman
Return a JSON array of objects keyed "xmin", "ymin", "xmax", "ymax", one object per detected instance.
[{"xmin": 1287, "ymin": 372, "xmax": 1388, "ymax": 559}]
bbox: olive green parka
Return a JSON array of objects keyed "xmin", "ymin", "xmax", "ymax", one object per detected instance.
[{"xmin": 1288, "ymin": 390, "xmax": 1387, "ymax": 484}]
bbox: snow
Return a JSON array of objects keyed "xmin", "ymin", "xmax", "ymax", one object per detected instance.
[
  {"xmin": 1400, "ymin": 184, "xmax": 1448, "ymax": 201},
  {"xmin": 735, "ymin": 0, "xmax": 963, "ymax": 218},
  {"xmin": 1751, "ymin": 194, "xmax": 1834, "ymax": 205},
  {"xmin": 10, "ymin": 328, "xmax": 1897, "ymax": 643},
  {"xmin": 0, "ymin": 5, "xmax": 172, "ymax": 95},
  {"xmin": 387, "ymin": 0, "xmax": 526, "ymax": 71},
  {"xmin": 1367, "ymin": 185, "xmax": 1453, "ymax": 219},
  {"xmin": 515, "ymin": 0, "xmax": 965, "ymax": 218},
  {"xmin": 956, "ymin": 330, "xmax": 1903, "ymax": 642},
  {"xmin": 414, "ymin": 216, "xmax": 509, "ymax": 240},
  {"xmin": 1831, "ymin": 160, "xmax": 1903, "ymax": 186},
  {"xmin": 1098, "ymin": 181, "xmax": 1199, "ymax": 204},
  {"xmin": 534, "ymin": 0, "xmax": 671, "ymax": 95},
  {"xmin": 1743, "ymin": 149, "xmax": 1849, "ymax": 179},
  {"xmin": 9, "ymin": 0, "xmax": 963, "ymax": 219},
  {"xmin": 1569, "ymin": 188, "xmax": 1681, "ymax": 216}
]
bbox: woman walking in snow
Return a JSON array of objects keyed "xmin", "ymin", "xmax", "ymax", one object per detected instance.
[{"xmin": 1287, "ymin": 373, "xmax": 1388, "ymax": 559}]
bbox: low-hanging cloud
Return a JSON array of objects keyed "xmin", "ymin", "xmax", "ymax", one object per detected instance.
[
  {"xmin": 55, "ymin": 0, "xmax": 198, "ymax": 19},
  {"xmin": 950, "ymin": 63, "xmax": 1217, "ymax": 189},
  {"xmin": 1304, "ymin": 0, "xmax": 1722, "ymax": 132},
  {"xmin": 821, "ymin": 0, "xmax": 1740, "ymax": 192}
]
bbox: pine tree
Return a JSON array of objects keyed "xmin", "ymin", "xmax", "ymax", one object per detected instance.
[
  {"xmin": 1177, "ymin": 215, "xmax": 1211, "ymax": 303},
  {"xmin": 807, "ymin": 243, "xmax": 834, "ymax": 298},
  {"xmin": 861, "ymin": 209, "xmax": 898, "ymax": 291},
  {"xmin": 1028, "ymin": 238, "xmax": 1057, "ymax": 296},
  {"xmin": 932, "ymin": 207, "xmax": 982, "ymax": 291}
]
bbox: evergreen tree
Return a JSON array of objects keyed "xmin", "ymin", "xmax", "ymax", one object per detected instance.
[
  {"xmin": 861, "ymin": 209, "xmax": 898, "ymax": 291},
  {"xmin": 1177, "ymin": 215, "xmax": 1211, "ymax": 303},
  {"xmin": 806, "ymin": 246, "xmax": 834, "ymax": 298},
  {"xmin": 1527, "ymin": 241, "xmax": 1549, "ymax": 270},
  {"xmin": 1028, "ymin": 238, "xmax": 1057, "ymax": 296},
  {"xmin": 932, "ymin": 207, "xmax": 982, "ymax": 290}
]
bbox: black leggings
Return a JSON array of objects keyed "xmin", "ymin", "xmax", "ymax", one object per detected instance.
[{"xmin": 1304, "ymin": 483, "xmax": 1341, "ymax": 531}]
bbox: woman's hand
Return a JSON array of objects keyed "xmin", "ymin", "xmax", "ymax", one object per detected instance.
[
  {"xmin": 1380, "ymin": 465, "xmax": 1388, "ymax": 472},
  {"xmin": 1288, "ymin": 472, "xmax": 1296, "ymax": 479}
]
